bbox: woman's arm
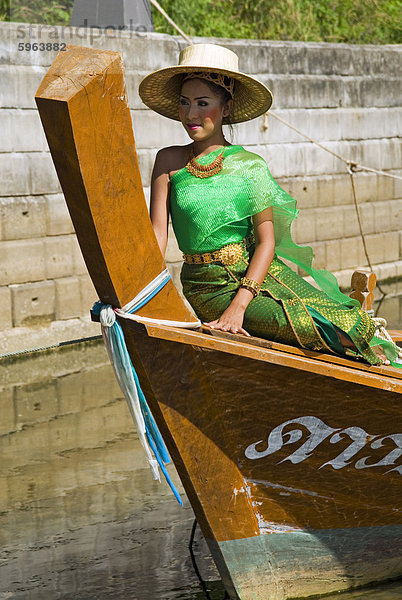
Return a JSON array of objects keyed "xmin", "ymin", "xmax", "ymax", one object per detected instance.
[
  {"xmin": 150, "ymin": 148, "xmax": 171, "ymax": 256},
  {"xmin": 204, "ymin": 206, "xmax": 275, "ymax": 335}
]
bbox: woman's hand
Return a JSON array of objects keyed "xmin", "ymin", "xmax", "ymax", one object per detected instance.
[{"xmin": 204, "ymin": 296, "xmax": 251, "ymax": 336}]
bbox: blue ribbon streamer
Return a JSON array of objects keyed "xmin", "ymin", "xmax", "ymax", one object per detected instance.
[{"xmin": 92, "ymin": 271, "xmax": 183, "ymax": 505}]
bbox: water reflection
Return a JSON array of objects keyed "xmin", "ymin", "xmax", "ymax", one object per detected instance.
[
  {"xmin": 0, "ymin": 341, "xmax": 218, "ymax": 600},
  {"xmin": 372, "ymin": 278, "xmax": 402, "ymax": 329},
  {"xmin": 0, "ymin": 336, "xmax": 401, "ymax": 600}
]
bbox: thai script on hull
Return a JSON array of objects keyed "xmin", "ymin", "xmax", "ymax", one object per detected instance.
[{"xmin": 245, "ymin": 416, "xmax": 402, "ymax": 474}]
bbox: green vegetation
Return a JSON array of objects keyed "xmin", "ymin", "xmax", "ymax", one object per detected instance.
[
  {"xmin": 151, "ymin": 0, "xmax": 402, "ymax": 44},
  {"xmin": 1, "ymin": 0, "xmax": 400, "ymax": 44},
  {"xmin": 1, "ymin": 1, "xmax": 74, "ymax": 26},
  {"xmin": 0, "ymin": 0, "xmax": 9, "ymax": 20}
]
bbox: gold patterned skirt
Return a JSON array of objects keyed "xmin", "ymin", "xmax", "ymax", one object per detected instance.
[{"xmin": 180, "ymin": 241, "xmax": 382, "ymax": 365}]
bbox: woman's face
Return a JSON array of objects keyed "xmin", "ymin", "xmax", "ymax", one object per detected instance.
[{"xmin": 179, "ymin": 78, "xmax": 232, "ymax": 141}]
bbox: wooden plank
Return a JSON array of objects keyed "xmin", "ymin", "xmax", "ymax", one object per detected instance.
[
  {"xmin": 389, "ymin": 329, "xmax": 402, "ymax": 342},
  {"xmin": 124, "ymin": 320, "xmax": 402, "ymax": 598},
  {"xmin": 35, "ymin": 45, "xmax": 197, "ymax": 323},
  {"xmin": 132, "ymin": 320, "xmax": 402, "ymax": 393},
  {"xmin": 93, "ymin": 311, "xmax": 402, "ymax": 379},
  {"xmin": 201, "ymin": 325, "xmax": 402, "ymax": 380}
]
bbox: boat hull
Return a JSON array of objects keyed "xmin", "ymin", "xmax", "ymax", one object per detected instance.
[
  {"xmin": 217, "ymin": 525, "xmax": 402, "ymax": 599},
  {"xmin": 122, "ymin": 319, "xmax": 402, "ymax": 599}
]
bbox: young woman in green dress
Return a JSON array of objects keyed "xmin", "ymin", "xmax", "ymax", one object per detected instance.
[{"xmin": 139, "ymin": 43, "xmax": 401, "ymax": 368}]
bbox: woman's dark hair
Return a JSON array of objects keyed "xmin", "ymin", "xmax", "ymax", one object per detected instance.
[{"xmin": 200, "ymin": 78, "xmax": 233, "ymax": 107}]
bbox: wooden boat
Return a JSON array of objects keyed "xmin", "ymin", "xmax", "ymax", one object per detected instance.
[{"xmin": 35, "ymin": 46, "xmax": 402, "ymax": 600}]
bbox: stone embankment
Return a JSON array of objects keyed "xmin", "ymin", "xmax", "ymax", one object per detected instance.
[{"xmin": 0, "ymin": 22, "xmax": 401, "ymax": 351}]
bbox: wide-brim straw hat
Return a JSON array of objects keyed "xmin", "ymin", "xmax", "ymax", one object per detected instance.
[{"xmin": 138, "ymin": 43, "xmax": 273, "ymax": 124}]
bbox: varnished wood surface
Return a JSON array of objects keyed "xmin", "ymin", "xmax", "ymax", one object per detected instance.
[
  {"xmin": 35, "ymin": 45, "xmax": 197, "ymax": 323},
  {"xmin": 201, "ymin": 325, "xmax": 402, "ymax": 379},
  {"xmin": 350, "ymin": 269, "xmax": 376, "ymax": 311},
  {"xmin": 389, "ymin": 330, "xmax": 402, "ymax": 342},
  {"xmin": 91, "ymin": 312, "xmax": 402, "ymax": 382},
  {"xmin": 134, "ymin": 321, "xmax": 402, "ymax": 393},
  {"xmin": 120, "ymin": 318, "xmax": 401, "ymax": 542}
]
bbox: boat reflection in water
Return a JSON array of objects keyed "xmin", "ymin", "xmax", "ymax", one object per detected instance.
[{"xmin": 0, "ymin": 340, "xmax": 401, "ymax": 600}]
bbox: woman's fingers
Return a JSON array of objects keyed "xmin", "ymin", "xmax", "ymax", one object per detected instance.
[
  {"xmin": 203, "ymin": 320, "xmax": 218, "ymax": 328},
  {"xmin": 203, "ymin": 321, "xmax": 251, "ymax": 337}
]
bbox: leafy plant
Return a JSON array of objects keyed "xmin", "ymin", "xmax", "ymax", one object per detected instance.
[
  {"xmin": 151, "ymin": 0, "xmax": 402, "ymax": 44},
  {"xmin": 1, "ymin": 0, "xmax": 400, "ymax": 43},
  {"xmin": 2, "ymin": 0, "xmax": 74, "ymax": 25},
  {"xmin": 0, "ymin": 0, "xmax": 10, "ymax": 20}
]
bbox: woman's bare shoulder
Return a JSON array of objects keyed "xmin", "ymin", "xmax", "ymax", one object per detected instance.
[{"xmin": 155, "ymin": 145, "xmax": 192, "ymax": 179}]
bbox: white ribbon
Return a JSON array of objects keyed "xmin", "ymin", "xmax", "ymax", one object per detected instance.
[
  {"xmin": 100, "ymin": 306, "xmax": 160, "ymax": 480},
  {"xmin": 94, "ymin": 269, "xmax": 201, "ymax": 487},
  {"xmin": 115, "ymin": 309, "xmax": 201, "ymax": 328}
]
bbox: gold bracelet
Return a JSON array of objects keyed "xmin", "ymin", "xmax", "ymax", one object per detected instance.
[{"xmin": 240, "ymin": 277, "xmax": 261, "ymax": 298}]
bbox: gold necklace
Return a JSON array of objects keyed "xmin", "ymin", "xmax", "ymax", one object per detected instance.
[{"xmin": 185, "ymin": 144, "xmax": 226, "ymax": 178}]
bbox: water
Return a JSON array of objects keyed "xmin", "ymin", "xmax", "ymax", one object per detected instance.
[
  {"xmin": 1, "ymin": 282, "xmax": 401, "ymax": 600},
  {"xmin": 372, "ymin": 279, "xmax": 402, "ymax": 329}
]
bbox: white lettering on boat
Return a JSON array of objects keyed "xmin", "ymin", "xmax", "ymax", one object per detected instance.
[{"xmin": 245, "ymin": 416, "xmax": 401, "ymax": 474}]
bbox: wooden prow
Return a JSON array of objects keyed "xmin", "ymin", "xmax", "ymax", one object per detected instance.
[
  {"xmin": 350, "ymin": 270, "xmax": 402, "ymax": 344},
  {"xmin": 350, "ymin": 269, "xmax": 376, "ymax": 312},
  {"xmin": 34, "ymin": 45, "xmax": 197, "ymax": 323}
]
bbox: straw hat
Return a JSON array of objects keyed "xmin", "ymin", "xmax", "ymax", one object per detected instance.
[{"xmin": 138, "ymin": 43, "xmax": 273, "ymax": 124}]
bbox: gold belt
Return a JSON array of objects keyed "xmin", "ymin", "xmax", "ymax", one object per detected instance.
[{"xmin": 183, "ymin": 233, "xmax": 254, "ymax": 266}]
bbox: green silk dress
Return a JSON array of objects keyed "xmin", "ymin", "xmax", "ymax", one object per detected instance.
[{"xmin": 169, "ymin": 144, "xmax": 401, "ymax": 367}]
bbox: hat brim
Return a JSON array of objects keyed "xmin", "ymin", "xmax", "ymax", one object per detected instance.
[{"xmin": 138, "ymin": 65, "xmax": 273, "ymax": 124}]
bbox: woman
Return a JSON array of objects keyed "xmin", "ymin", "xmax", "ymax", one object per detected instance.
[{"xmin": 139, "ymin": 43, "xmax": 401, "ymax": 368}]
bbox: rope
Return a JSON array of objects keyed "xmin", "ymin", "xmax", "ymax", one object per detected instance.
[
  {"xmin": 149, "ymin": 0, "xmax": 192, "ymax": 43},
  {"xmin": 189, "ymin": 520, "xmax": 212, "ymax": 600},
  {"xmin": 372, "ymin": 317, "xmax": 402, "ymax": 359},
  {"xmin": 347, "ymin": 170, "xmax": 386, "ymax": 296},
  {"xmin": 114, "ymin": 310, "xmax": 202, "ymax": 328},
  {"xmin": 347, "ymin": 162, "xmax": 402, "ymax": 181},
  {"xmin": 265, "ymin": 111, "xmax": 402, "ymax": 181},
  {"xmin": 0, "ymin": 335, "xmax": 102, "ymax": 360},
  {"xmin": 264, "ymin": 110, "xmax": 400, "ymax": 286},
  {"xmin": 189, "ymin": 519, "xmax": 230, "ymax": 600}
]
